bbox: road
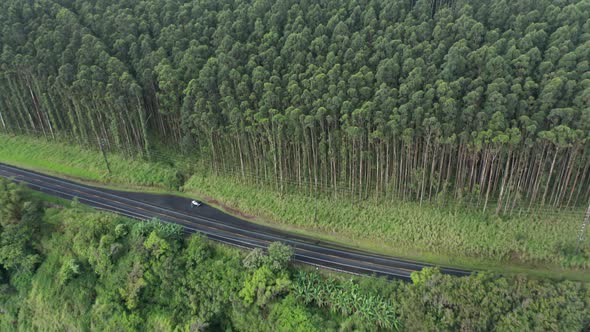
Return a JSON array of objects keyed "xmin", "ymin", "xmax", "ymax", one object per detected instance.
[{"xmin": 0, "ymin": 162, "xmax": 471, "ymax": 281}]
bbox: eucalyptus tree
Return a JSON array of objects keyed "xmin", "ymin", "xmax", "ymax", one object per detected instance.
[{"xmin": 0, "ymin": 0, "xmax": 589, "ymax": 212}]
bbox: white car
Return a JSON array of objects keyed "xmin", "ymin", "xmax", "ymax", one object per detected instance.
[{"xmin": 191, "ymin": 200, "xmax": 202, "ymax": 208}]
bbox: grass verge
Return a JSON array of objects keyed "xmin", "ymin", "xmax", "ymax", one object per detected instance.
[{"xmin": 0, "ymin": 134, "xmax": 178, "ymax": 189}]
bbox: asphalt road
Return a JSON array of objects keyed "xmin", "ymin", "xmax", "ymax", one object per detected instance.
[{"xmin": 0, "ymin": 162, "xmax": 471, "ymax": 281}]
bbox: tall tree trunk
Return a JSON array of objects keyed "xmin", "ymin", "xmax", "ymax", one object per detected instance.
[
  {"xmin": 496, "ymin": 148, "xmax": 512, "ymax": 214},
  {"xmin": 541, "ymin": 146, "xmax": 559, "ymax": 207}
]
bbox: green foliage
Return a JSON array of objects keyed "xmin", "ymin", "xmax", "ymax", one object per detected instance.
[
  {"xmin": 243, "ymin": 248, "xmax": 266, "ymax": 270},
  {"xmin": 132, "ymin": 218, "xmax": 182, "ymax": 240},
  {"xmin": 0, "ymin": 178, "xmax": 42, "ymax": 291},
  {"xmin": 184, "ymin": 234, "xmax": 211, "ymax": 264},
  {"xmin": 267, "ymin": 295, "xmax": 322, "ymax": 332},
  {"xmin": 0, "ymin": 187, "xmax": 588, "ymax": 331},
  {"xmin": 0, "ymin": 2, "xmax": 589, "ymax": 308},
  {"xmin": 294, "ymin": 271, "xmax": 399, "ymax": 331},
  {"xmin": 239, "ymin": 242, "xmax": 294, "ymax": 308},
  {"xmin": 267, "ymin": 242, "xmax": 294, "ymax": 272},
  {"xmin": 243, "ymin": 242, "xmax": 294, "ymax": 272},
  {"xmin": 401, "ymin": 269, "xmax": 590, "ymax": 331},
  {"xmin": 410, "ymin": 267, "xmax": 439, "ymax": 286},
  {"xmin": 0, "ymin": 224, "xmax": 40, "ymax": 272},
  {"xmin": 119, "ymin": 261, "xmax": 146, "ymax": 311},
  {"xmin": 240, "ymin": 265, "xmax": 292, "ymax": 307},
  {"xmin": 144, "ymin": 231, "xmax": 170, "ymax": 258},
  {"xmin": 1, "ymin": 0, "xmax": 589, "ymax": 216},
  {"xmin": 114, "ymin": 223, "xmax": 128, "ymax": 239},
  {"xmin": 57, "ymin": 258, "xmax": 80, "ymax": 286}
]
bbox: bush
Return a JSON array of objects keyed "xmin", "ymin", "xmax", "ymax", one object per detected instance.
[
  {"xmin": 242, "ymin": 243, "xmax": 294, "ymax": 272},
  {"xmin": 243, "ymin": 248, "xmax": 266, "ymax": 270},
  {"xmin": 115, "ymin": 224, "xmax": 128, "ymax": 238},
  {"xmin": 400, "ymin": 269, "xmax": 590, "ymax": 331},
  {"xmin": 267, "ymin": 242, "xmax": 294, "ymax": 272},
  {"xmin": 58, "ymin": 258, "xmax": 80, "ymax": 285}
]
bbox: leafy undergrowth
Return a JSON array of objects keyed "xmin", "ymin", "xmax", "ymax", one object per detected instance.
[{"xmin": 0, "ymin": 181, "xmax": 589, "ymax": 331}]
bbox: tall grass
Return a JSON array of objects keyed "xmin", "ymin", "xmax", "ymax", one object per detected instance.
[
  {"xmin": 0, "ymin": 134, "xmax": 178, "ymax": 188},
  {"xmin": 184, "ymin": 173, "xmax": 589, "ymax": 270}
]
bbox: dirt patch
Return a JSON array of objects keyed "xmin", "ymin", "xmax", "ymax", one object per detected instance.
[
  {"xmin": 508, "ymin": 250, "xmax": 524, "ymax": 263},
  {"xmin": 206, "ymin": 198, "xmax": 220, "ymax": 205},
  {"xmin": 223, "ymin": 204, "xmax": 257, "ymax": 220},
  {"xmin": 202, "ymin": 196, "xmax": 258, "ymax": 221}
]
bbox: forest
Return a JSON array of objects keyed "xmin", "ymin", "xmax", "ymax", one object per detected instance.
[
  {"xmin": 0, "ymin": 179, "xmax": 588, "ymax": 331},
  {"xmin": 0, "ymin": 0, "xmax": 589, "ymax": 214}
]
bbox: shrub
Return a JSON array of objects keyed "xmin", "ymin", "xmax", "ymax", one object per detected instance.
[
  {"xmin": 267, "ymin": 242, "xmax": 294, "ymax": 272},
  {"xmin": 58, "ymin": 258, "xmax": 80, "ymax": 285}
]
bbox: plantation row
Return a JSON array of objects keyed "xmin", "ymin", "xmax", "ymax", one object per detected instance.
[{"xmin": 1, "ymin": 0, "xmax": 589, "ymax": 212}]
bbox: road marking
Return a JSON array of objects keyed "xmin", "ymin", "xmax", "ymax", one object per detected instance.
[{"xmin": 0, "ymin": 163, "xmax": 470, "ymax": 278}]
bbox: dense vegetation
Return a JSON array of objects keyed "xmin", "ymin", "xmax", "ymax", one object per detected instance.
[
  {"xmin": 0, "ymin": 180, "xmax": 589, "ymax": 331},
  {"xmin": 1, "ymin": 0, "xmax": 589, "ymax": 214},
  {"xmin": 0, "ymin": 179, "xmax": 394, "ymax": 331}
]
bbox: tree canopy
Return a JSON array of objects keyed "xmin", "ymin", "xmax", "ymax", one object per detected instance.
[{"xmin": 0, "ymin": 0, "xmax": 589, "ymax": 212}]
